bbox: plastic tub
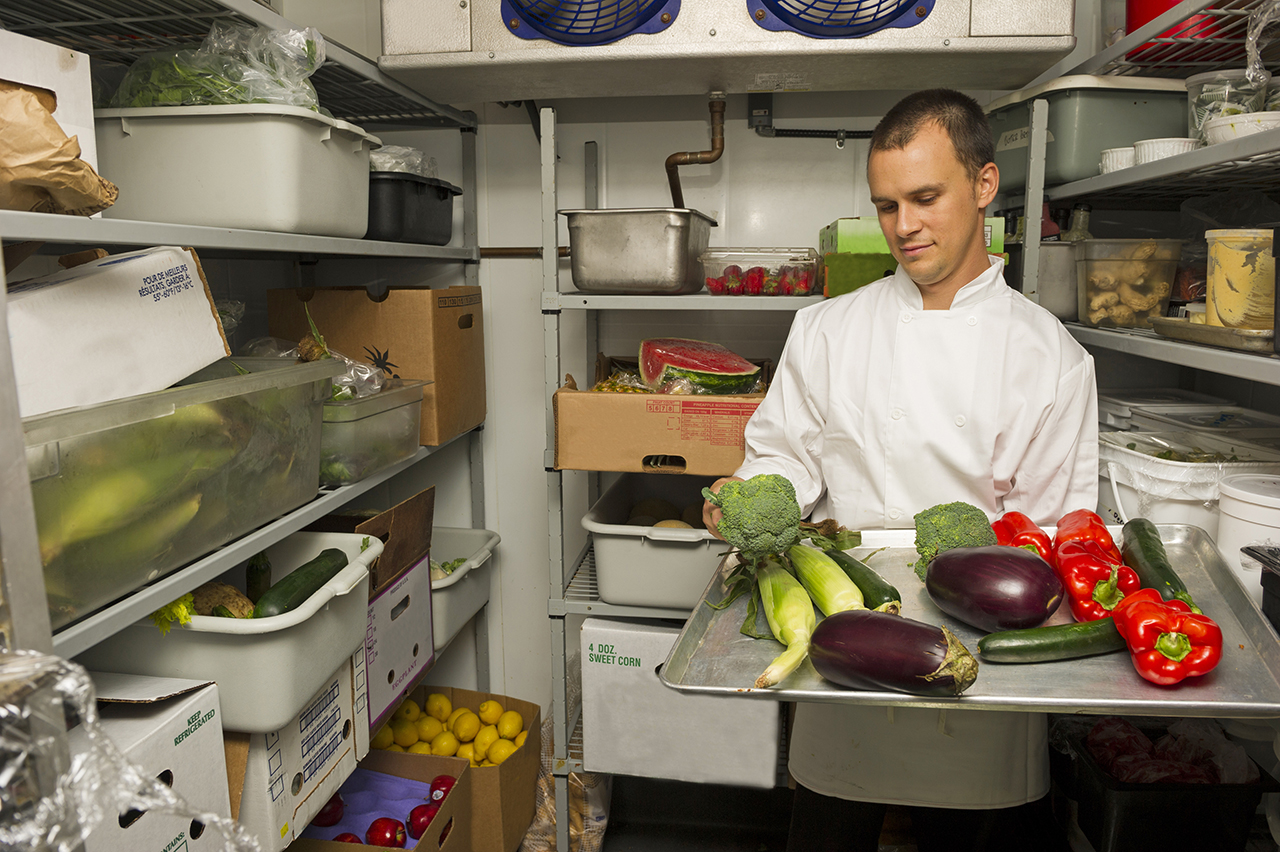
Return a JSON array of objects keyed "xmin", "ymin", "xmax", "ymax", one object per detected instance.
[
  {"xmin": 1076, "ymin": 239, "xmax": 1182, "ymax": 329},
  {"xmin": 320, "ymin": 379, "xmax": 429, "ymax": 487},
  {"xmin": 1100, "ymin": 146, "xmax": 1135, "ymax": 173},
  {"xmin": 25, "ymin": 357, "xmax": 341, "ymax": 631},
  {"xmin": 582, "ymin": 473, "xmax": 722, "ymax": 609},
  {"xmin": 75, "ymin": 531, "xmax": 381, "ymax": 733},
  {"xmin": 1216, "ymin": 474, "xmax": 1280, "ymax": 606},
  {"xmin": 1187, "ymin": 69, "xmax": 1271, "ymax": 141},
  {"xmin": 1096, "ymin": 431, "xmax": 1280, "ymax": 538},
  {"xmin": 95, "ymin": 104, "xmax": 380, "ymax": 237},
  {"xmin": 1207, "ymin": 229, "xmax": 1275, "ymax": 330},
  {"xmin": 985, "ymin": 75, "xmax": 1188, "ymax": 193},
  {"xmin": 1036, "ymin": 241, "xmax": 1079, "ymax": 321},
  {"xmin": 1133, "ymin": 137, "xmax": 1199, "ymax": 164},
  {"xmin": 1204, "ymin": 111, "xmax": 1280, "ymax": 144},
  {"xmin": 365, "ymin": 173, "xmax": 462, "ymax": 245},
  {"xmin": 430, "ymin": 526, "xmax": 500, "ymax": 651},
  {"xmin": 1097, "ymin": 388, "xmax": 1236, "ymax": 430},
  {"xmin": 1127, "ymin": 404, "xmax": 1280, "ymax": 433},
  {"xmin": 699, "ymin": 247, "xmax": 820, "ymax": 296},
  {"xmin": 560, "ymin": 208, "xmax": 718, "ymax": 295}
]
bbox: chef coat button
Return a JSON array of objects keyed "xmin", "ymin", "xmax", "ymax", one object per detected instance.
[
  {"xmin": 967, "ymin": 316, "xmax": 977, "ymax": 326},
  {"xmin": 889, "ymin": 509, "xmax": 901, "ymax": 520},
  {"xmin": 955, "ymin": 415, "xmax": 966, "ymax": 427},
  {"xmin": 892, "ymin": 409, "xmax": 903, "ymax": 420},
  {"xmin": 902, "ymin": 313, "xmax": 912, "ymax": 323}
]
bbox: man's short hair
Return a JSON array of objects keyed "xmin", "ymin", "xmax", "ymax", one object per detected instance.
[{"xmin": 870, "ymin": 89, "xmax": 995, "ymax": 179}]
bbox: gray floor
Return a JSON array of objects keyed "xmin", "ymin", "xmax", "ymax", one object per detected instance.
[{"xmin": 600, "ymin": 776, "xmax": 792, "ymax": 852}]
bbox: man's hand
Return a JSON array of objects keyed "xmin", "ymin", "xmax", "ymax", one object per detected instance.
[{"xmin": 702, "ymin": 476, "xmax": 743, "ymax": 542}]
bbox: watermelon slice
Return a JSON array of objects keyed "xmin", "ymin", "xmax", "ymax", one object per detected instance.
[{"xmin": 638, "ymin": 338, "xmax": 761, "ymax": 394}]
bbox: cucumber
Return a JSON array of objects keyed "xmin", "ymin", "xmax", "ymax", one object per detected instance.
[
  {"xmin": 977, "ymin": 618, "xmax": 1126, "ymax": 663},
  {"xmin": 252, "ymin": 548, "xmax": 349, "ymax": 618},
  {"xmin": 211, "ymin": 605, "xmax": 239, "ymax": 618},
  {"xmin": 246, "ymin": 551, "xmax": 272, "ymax": 604},
  {"xmin": 825, "ymin": 549, "xmax": 902, "ymax": 615},
  {"xmin": 1120, "ymin": 518, "xmax": 1200, "ymax": 613}
]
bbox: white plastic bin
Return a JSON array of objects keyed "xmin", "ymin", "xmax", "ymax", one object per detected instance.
[
  {"xmin": 430, "ymin": 526, "xmax": 500, "ymax": 651},
  {"xmin": 1097, "ymin": 388, "xmax": 1236, "ymax": 430},
  {"xmin": 1216, "ymin": 474, "xmax": 1280, "ymax": 607},
  {"xmin": 1097, "ymin": 432, "xmax": 1280, "ymax": 540},
  {"xmin": 95, "ymin": 104, "xmax": 381, "ymax": 237},
  {"xmin": 75, "ymin": 532, "xmax": 381, "ymax": 733},
  {"xmin": 1128, "ymin": 404, "xmax": 1280, "ymax": 433},
  {"xmin": 582, "ymin": 474, "xmax": 721, "ymax": 609}
]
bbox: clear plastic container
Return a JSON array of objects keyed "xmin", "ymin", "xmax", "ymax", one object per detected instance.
[
  {"xmin": 1097, "ymin": 388, "xmax": 1236, "ymax": 430},
  {"xmin": 1186, "ymin": 69, "xmax": 1272, "ymax": 142},
  {"xmin": 1076, "ymin": 239, "xmax": 1182, "ymax": 329},
  {"xmin": 25, "ymin": 357, "xmax": 340, "ymax": 631},
  {"xmin": 699, "ymin": 247, "xmax": 820, "ymax": 296},
  {"xmin": 1127, "ymin": 404, "xmax": 1280, "ymax": 433},
  {"xmin": 1206, "ymin": 229, "xmax": 1276, "ymax": 330},
  {"xmin": 320, "ymin": 379, "xmax": 429, "ymax": 486}
]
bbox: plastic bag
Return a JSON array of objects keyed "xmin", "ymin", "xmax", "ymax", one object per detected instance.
[
  {"xmin": 215, "ymin": 299, "xmax": 246, "ymax": 335},
  {"xmin": 237, "ymin": 336, "xmax": 384, "ymax": 400},
  {"xmin": 0, "ymin": 651, "xmax": 258, "ymax": 852},
  {"xmin": 109, "ymin": 22, "xmax": 324, "ymax": 110},
  {"xmin": 370, "ymin": 145, "xmax": 439, "ymax": 179},
  {"xmin": 1248, "ymin": 1, "xmax": 1280, "ymax": 89},
  {"xmin": 519, "ymin": 718, "xmax": 611, "ymax": 852}
]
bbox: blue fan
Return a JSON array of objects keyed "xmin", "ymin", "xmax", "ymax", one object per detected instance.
[
  {"xmin": 500, "ymin": 0, "xmax": 681, "ymax": 46},
  {"xmin": 748, "ymin": 0, "xmax": 934, "ymax": 38}
]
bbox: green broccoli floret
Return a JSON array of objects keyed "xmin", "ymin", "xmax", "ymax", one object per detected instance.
[
  {"xmin": 702, "ymin": 474, "xmax": 802, "ymax": 565},
  {"xmin": 912, "ymin": 501, "xmax": 997, "ymax": 579}
]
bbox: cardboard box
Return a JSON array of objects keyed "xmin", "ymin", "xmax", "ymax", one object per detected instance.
[
  {"xmin": 267, "ymin": 286, "xmax": 485, "ymax": 446},
  {"xmin": 306, "ymin": 487, "xmax": 437, "ymax": 598},
  {"xmin": 406, "ymin": 685, "xmax": 541, "ymax": 852},
  {"xmin": 290, "ymin": 752, "xmax": 472, "ymax": 850},
  {"xmin": 72, "ymin": 674, "xmax": 231, "ymax": 852},
  {"xmin": 226, "ymin": 652, "xmax": 371, "ymax": 852},
  {"xmin": 580, "ymin": 618, "xmax": 781, "ymax": 788},
  {"xmin": 0, "ymin": 30, "xmax": 97, "ymax": 170},
  {"xmin": 820, "ymin": 216, "xmax": 1004, "ymax": 255},
  {"xmin": 554, "ymin": 354, "xmax": 767, "ymax": 476},
  {"xmin": 8, "ymin": 246, "xmax": 229, "ymax": 417},
  {"xmin": 366, "ymin": 559, "xmax": 436, "ymax": 732}
]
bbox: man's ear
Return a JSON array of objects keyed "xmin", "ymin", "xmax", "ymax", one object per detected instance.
[{"xmin": 975, "ymin": 162, "xmax": 999, "ymax": 209}]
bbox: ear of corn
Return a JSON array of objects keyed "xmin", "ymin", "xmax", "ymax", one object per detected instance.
[
  {"xmin": 787, "ymin": 543, "xmax": 865, "ymax": 616},
  {"xmin": 755, "ymin": 556, "xmax": 816, "ymax": 688}
]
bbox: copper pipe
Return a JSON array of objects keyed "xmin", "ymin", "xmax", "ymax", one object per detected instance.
[
  {"xmin": 479, "ymin": 246, "xmax": 570, "ymax": 258},
  {"xmin": 665, "ymin": 93, "xmax": 726, "ymax": 209}
]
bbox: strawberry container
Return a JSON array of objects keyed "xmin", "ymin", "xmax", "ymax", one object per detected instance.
[{"xmin": 699, "ymin": 248, "xmax": 820, "ymax": 296}]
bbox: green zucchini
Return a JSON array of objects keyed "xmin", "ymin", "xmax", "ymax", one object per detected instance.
[
  {"xmin": 977, "ymin": 618, "xmax": 1127, "ymax": 663},
  {"xmin": 252, "ymin": 548, "xmax": 349, "ymax": 618},
  {"xmin": 825, "ymin": 549, "xmax": 902, "ymax": 615},
  {"xmin": 211, "ymin": 605, "xmax": 239, "ymax": 618},
  {"xmin": 1120, "ymin": 518, "xmax": 1200, "ymax": 613},
  {"xmin": 246, "ymin": 551, "xmax": 272, "ymax": 604}
]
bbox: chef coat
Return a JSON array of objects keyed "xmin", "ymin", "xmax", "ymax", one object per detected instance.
[{"xmin": 735, "ymin": 257, "xmax": 1099, "ymax": 808}]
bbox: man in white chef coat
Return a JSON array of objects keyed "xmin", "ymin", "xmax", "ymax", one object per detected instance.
[{"xmin": 704, "ymin": 89, "xmax": 1097, "ymax": 851}]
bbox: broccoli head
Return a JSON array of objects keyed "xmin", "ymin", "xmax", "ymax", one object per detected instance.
[
  {"xmin": 913, "ymin": 501, "xmax": 997, "ymax": 579},
  {"xmin": 703, "ymin": 474, "xmax": 802, "ymax": 564}
]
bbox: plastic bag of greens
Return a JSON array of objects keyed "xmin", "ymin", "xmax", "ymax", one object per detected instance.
[
  {"xmin": 238, "ymin": 335, "xmax": 384, "ymax": 400},
  {"xmin": 370, "ymin": 145, "xmax": 439, "ymax": 179},
  {"xmin": 108, "ymin": 21, "xmax": 324, "ymax": 110},
  {"xmin": 1248, "ymin": 0, "xmax": 1280, "ymax": 90}
]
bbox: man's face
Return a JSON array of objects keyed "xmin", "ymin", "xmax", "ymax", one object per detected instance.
[{"xmin": 867, "ymin": 121, "xmax": 998, "ymax": 301}]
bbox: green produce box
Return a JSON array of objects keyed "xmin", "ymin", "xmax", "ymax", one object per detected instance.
[
  {"xmin": 823, "ymin": 252, "xmax": 897, "ymax": 298},
  {"xmin": 24, "ymin": 357, "xmax": 342, "ymax": 631},
  {"xmin": 819, "ymin": 216, "xmax": 1005, "ymax": 256}
]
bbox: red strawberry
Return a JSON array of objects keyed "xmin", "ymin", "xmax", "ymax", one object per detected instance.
[
  {"xmin": 706, "ymin": 276, "xmax": 727, "ymax": 295},
  {"xmin": 723, "ymin": 264, "xmax": 743, "ymax": 280},
  {"xmin": 793, "ymin": 266, "xmax": 814, "ymax": 295},
  {"xmin": 761, "ymin": 267, "xmax": 782, "ymax": 295},
  {"xmin": 744, "ymin": 267, "xmax": 765, "ymax": 296},
  {"xmin": 726, "ymin": 274, "xmax": 746, "ymax": 295}
]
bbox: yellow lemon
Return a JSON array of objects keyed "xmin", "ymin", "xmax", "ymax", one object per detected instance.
[
  {"xmin": 430, "ymin": 730, "xmax": 459, "ymax": 757},
  {"xmin": 425, "ymin": 693, "xmax": 452, "ymax": 723},
  {"xmin": 470, "ymin": 756, "xmax": 482, "ymax": 767},
  {"xmin": 390, "ymin": 717, "xmax": 419, "ymax": 748},
  {"xmin": 386, "ymin": 744, "xmax": 406, "ymax": 753},
  {"xmin": 452, "ymin": 711, "xmax": 481, "ymax": 743},
  {"xmin": 371, "ymin": 724, "xmax": 394, "ymax": 750},
  {"xmin": 407, "ymin": 741, "xmax": 434, "ymax": 755},
  {"xmin": 445, "ymin": 707, "xmax": 469, "ymax": 731},
  {"xmin": 457, "ymin": 742, "xmax": 476, "ymax": 762},
  {"xmin": 515, "ymin": 730, "xmax": 528, "ymax": 749},
  {"xmin": 393, "ymin": 698, "xmax": 422, "ymax": 722},
  {"xmin": 480, "ymin": 759, "xmax": 495, "ymax": 767},
  {"xmin": 497, "ymin": 710, "xmax": 524, "ymax": 740},
  {"xmin": 473, "ymin": 724, "xmax": 499, "ymax": 760},
  {"xmin": 477, "ymin": 700, "xmax": 504, "ymax": 725},
  {"xmin": 416, "ymin": 716, "xmax": 444, "ymax": 743},
  {"xmin": 487, "ymin": 739, "xmax": 517, "ymax": 765}
]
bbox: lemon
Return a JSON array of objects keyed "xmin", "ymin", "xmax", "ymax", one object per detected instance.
[
  {"xmin": 470, "ymin": 755, "xmax": 482, "ymax": 767},
  {"xmin": 430, "ymin": 730, "xmax": 460, "ymax": 757},
  {"xmin": 477, "ymin": 700, "xmax": 504, "ymax": 726},
  {"xmin": 497, "ymin": 710, "xmax": 524, "ymax": 740},
  {"xmin": 480, "ymin": 759, "xmax": 495, "ymax": 767},
  {"xmin": 371, "ymin": 724, "xmax": 395, "ymax": 750},
  {"xmin": 445, "ymin": 707, "xmax": 469, "ymax": 731},
  {"xmin": 390, "ymin": 717, "xmax": 419, "ymax": 748},
  {"xmin": 515, "ymin": 729, "xmax": 528, "ymax": 749},
  {"xmin": 393, "ymin": 698, "xmax": 422, "ymax": 722},
  {"xmin": 425, "ymin": 693, "xmax": 452, "ymax": 723},
  {"xmin": 452, "ymin": 711, "xmax": 481, "ymax": 743},
  {"xmin": 457, "ymin": 742, "xmax": 476, "ymax": 763},
  {"xmin": 487, "ymin": 739, "xmax": 517, "ymax": 765},
  {"xmin": 386, "ymin": 743, "xmax": 406, "ymax": 753},
  {"xmin": 473, "ymin": 724, "xmax": 499, "ymax": 760},
  {"xmin": 407, "ymin": 741, "xmax": 433, "ymax": 755},
  {"xmin": 416, "ymin": 715, "xmax": 444, "ymax": 743}
]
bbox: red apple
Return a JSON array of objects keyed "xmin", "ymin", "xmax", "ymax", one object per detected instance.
[
  {"xmin": 312, "ymin": 792, "xmax": 345, "ymax": 827},
  {"xmin": 365, "ymin": 817, "xmax": 406, "ymax": 847},
  {"xmin": 333, "ymin": 833, "xmax": 362, "ymax": 843},
  {"xmin": 428, "ymin": 774, "xmax": 456, "ymax": 803},
  {"xmin": 408, "ymin": 802, "xmax": 440, "ymax": 839}
]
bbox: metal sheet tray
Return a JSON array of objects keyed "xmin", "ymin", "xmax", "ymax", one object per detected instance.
[
  {"xmin": 660, "ymin": 526, "xmax": 1280, "ymax": 718},
  {"xmin": 1149, "ymin": 316, "xmax": 1275, "ymax": 353}
]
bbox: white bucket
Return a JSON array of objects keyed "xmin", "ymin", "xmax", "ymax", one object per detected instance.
[{"xmin": 1217, "ymin": 474, "xmax": 1280, "ymax": 607}]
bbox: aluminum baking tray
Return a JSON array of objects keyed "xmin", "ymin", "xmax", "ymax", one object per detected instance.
[
  {"xmin": 659, "ymin": 526, "xmax": 1280, "ymax": 718},
  {"xmin": 1149, "ymin": 316, "xmax": 1275, "ymax": 353},
  {"xmin": 560, "ymin": 208, "xmax": 717, "ymax": 295}
]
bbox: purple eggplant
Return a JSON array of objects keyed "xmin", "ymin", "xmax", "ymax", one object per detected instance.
[
  {"xmin": 809, "ymin": 609, "xmax": 978, "ymax": 697},
  {"xmin": 925, "ymin": 545, "xmax": 1063, "ymax": 633}
]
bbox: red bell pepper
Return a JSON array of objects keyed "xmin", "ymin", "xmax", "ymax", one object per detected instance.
[
  {"xmin": 991, "ymin": 511, "xmax": 1053, "ymax": 563},
  {"xmin": 1111, "ymin": 588, "xmax": 1223, "ymax": 686},
  {"xmin": 1054, "ymin": 539, "xmax": 1141, "ymax": 622},
  {"xmin": 1052, "ymin": 509, "xmax": 1122, "ymax": 564}
]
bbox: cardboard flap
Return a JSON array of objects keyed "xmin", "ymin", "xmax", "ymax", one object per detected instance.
[
  {"xmin": 91, "ymin": 672, "xmax": 216, "ymax": 705},
  {"xmin": 305, "ymin": 487, "xmax": 436, "ymax": 595},
  {"xmin": 223, "ymin": 731, "xmax": 251, "ymax": 822}
]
